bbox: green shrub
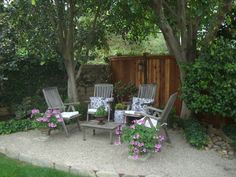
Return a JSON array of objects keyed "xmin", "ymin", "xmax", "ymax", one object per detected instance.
[
  {"xmin": 0, "ymin": 119, "xmax": 44, "ymax": 135},
  {"xmin": 113, "ymin": 81, "xmax": 137, "ymax": 102},
  {"xmin": 167, "ymin": 109, "xmax": 181, "ymax": 129},
  {"xmin": 13, "ymin": 96, "xmax": 47, "ymax": 119},
  {"xmin": 94, "ymin": 106, "xmax": 107, "ymax": 117},
  {"xmin": 115, "ymin": 103, "xmax": 127, "ymax": 110},
  {"xmin": 182, "ymin": 38, "xmax": 236, "ymax": 120},
  {"xmin": 0, "ymin": 57, "xmax": 67, "ymax": 107},
  {"xmin": 182, "ymin": 118, "xmax": 209, "ymax": 149},
  {"xmin": 75, "ymin": 102, "xmax": 87, "ymax": 121},
  {"xmin": 223, "ymin": 124, "xmax": 236, "ymax": 148}
]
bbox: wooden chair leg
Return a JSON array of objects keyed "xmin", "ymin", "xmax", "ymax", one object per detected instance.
[
  {"xmin": 62, "ymin": 121, "xmax": 69, "ymax": 137},
  {"xmin": 87, "ymin": 113, "xmax": 89, "ymax": 121},
  {"xmin": 163, "ymin": 126, "xmax": 171, "ymax": 144},
  {"xmin": 76, "ymin": 117, "xmax": 81, "ymax": 131}
]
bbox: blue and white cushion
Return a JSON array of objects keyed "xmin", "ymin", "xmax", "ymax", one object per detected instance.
[
  {"xmin": 131, "ymin": 97, "xmax": 154, "ymax": 112},
  {"xmin": 89, "ymin": 97, "xmax": 113, "ymax": 111}
]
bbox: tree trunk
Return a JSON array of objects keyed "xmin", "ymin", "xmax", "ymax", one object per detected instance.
[{"xmin": 64, "ymin": 55, "xmax": 78, "ymax": 102}]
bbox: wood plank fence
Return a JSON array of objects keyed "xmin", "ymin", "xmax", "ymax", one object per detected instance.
[{"xmin": 110, "ymin": 55, "xmax": 182, "ymax": 114}]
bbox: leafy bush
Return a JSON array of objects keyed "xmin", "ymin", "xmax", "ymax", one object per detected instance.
[
  {"xmin": 75, "ymin": 102, "xmax": 88, "ymax": 121},
  {"xmin": 223, "ymin": 124, "xmax": 236, "ymax": 148},
  {"xmin": 115, "ymin": 103, "xmax": 127, "ymax": 110},
  {"xmin": 182, "ymin": 39, "xmax": 236, "ymax": 120},
  {"xmin": 182, "ymin": 118, "xmax": 209, "ymax": 149},
  {"xmin": 94, "ymin": 106, "xmax": 107, "ymax": 117},
  {"xmin": 13, "ymin": 96, "xmax": 47, "ymax": 119},
  {"xmin": 113, "ymin": 81, "xmax": 137, "ymax": 103},
  {"xmin": 0, "ymin": 57, "xmax": 66, "ymax": 107},
  {"xmin": 166, "ymin": 109, "xmax": 181, "ymax": 129},
  {"xmin": 0, "ymin": 119, "xmax": 44, "ymax": 135}
]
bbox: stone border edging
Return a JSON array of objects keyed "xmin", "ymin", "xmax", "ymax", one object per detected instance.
[{"xmin": 0, "ymin": 146, "xmax": 161, "ymax": 177}]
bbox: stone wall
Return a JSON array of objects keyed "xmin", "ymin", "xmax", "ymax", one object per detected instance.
[{"xmin": 76, "ymin": 64, "xmax": 111, "ymax": 102}]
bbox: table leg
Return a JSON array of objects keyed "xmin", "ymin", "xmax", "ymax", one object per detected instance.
[
  {"xmin": 93, "ymin": 129, "xmax": 95, "ymax": 135},
  {"xmin": 110, "ymin": 131, "xmax": 113, "ymax": 144},
  {"xmin": 83, "ymin": 128, "xmax": 86, "ymax": 141}
]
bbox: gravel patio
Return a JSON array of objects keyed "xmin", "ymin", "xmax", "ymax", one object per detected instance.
[{"xmin": 0, "ymin": 124, "xmax": 236, "ymax": 177}]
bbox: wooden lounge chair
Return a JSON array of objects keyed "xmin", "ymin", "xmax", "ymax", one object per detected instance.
[
  {"xmin": 42, "ymin": 87, "xmax": 81, "ymax": 136},
  {"xmin": 87, "ymin": 84, "xmax": 113, "ymax": 122},
  {"xmin": 126, "ymin": 84, "xmax": 157, "ymax": 113},
  {"xmin": 138, "ymin": 84, "xmax": 157, "ymax": 100},
  {"xmin": 139, "ymin": 92, "xmax": 178, "ymax": 143}
]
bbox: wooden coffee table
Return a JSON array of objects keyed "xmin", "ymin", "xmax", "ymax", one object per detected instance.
[{"xmin": 80, "ymin": 121, "xmax": 122, "ymax": 144}]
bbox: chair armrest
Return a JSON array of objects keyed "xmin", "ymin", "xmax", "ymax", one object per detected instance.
[
  {"xmin": 48, "ymin": 106, "xmax": 65, "ymax": 110},
  {"xmin": 84, "ymin": 100, "xmax": 90, "ymax": 103},
  {"xmin": 146, "ymin": 106, "xmax": 163, "ymax": 113}
]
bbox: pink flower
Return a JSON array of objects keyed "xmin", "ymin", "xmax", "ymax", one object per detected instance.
[
  {"xmin": 133, "ymin": 148, "xmax": 139, "ymax": 153},
  {"xmin": 138, "ymin": 142, "xmax": 144, "ymax": 147},
  {"xmin": 31, "ymin": 108, "xmax": 40, "ymax": 118},
  {"xmin": 155, "ymin": 143, "xmax": 162, "ymax": 152},
  {"xmin": 52, "ymin": 109, "xmax": 60, "ymax": 115},
  {"xmin": 133, "ymin": 134, "xmax": 140, "ymax": 139},
  {"xmin": 46, "ymin": 113, "xmax": 53, "ymax": 118},
  {"xmin": 36, "ymin": 117, "xmax": 49, "ymax": 122},
  {"xmin": 31, "ymin": 108, "xmax": 40, "ymax": 114},
  {"xmin": 159, "ymin": 135, "xmax": 165, "ymax": 142},
  {"xmin": 130, "ymin": 125, "xmax": 135, "ymax": 129},
  {"xmin": 130, "ymin": 140, "xmax": 135, "ymax": 145},
  {"xmin": 133, "ymin": 154, "xmax": 139, "ymax": 160},
  {"xmin": 57, "ymin": 118, "xmax": 64, "ymax": 122},
  {"xmin": 137, "ymin": 119, "xmax": 145, "ymax": 125},
  {"xmin": 48, "ymin": 123, "xmax": 57, "ymax": 128},
  {"xmin": 132, "ymin": 120, "xmax": 137, "ymax": 124}
]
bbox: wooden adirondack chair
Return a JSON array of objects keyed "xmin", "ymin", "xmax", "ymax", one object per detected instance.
[
  {"xmin": 138, "ymin": 84, "xmax": 157, "ymax": 100},
  {"xmin": 139, "ymin": 92, "xmax": 178, "ymax": 143},
  {"xmin": 42, "ymin": 87, "xmax": 81, "ymax": 136},
  {"xmin": 87, "ymin": 84, "xmax": 114, "ymax": 122},
  {"xmin": 126, "ymin": 84, "xmax": 157, "ymax": 112}
]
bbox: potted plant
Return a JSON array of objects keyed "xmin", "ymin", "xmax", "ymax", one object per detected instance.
[
  {"xmin": 122, "ymin": 119, "xmax": 165, "ymax": 160},
  {"xmin": 94, "ymin": 106, "xmax": 108, "ymax": 125},
  {"xmin": 31, "ymin": 108, "xmax": 64, "ymax": 135},
  {"xmin": 114, "ymin": 103, "xmax": 127, "ymax": 123}
]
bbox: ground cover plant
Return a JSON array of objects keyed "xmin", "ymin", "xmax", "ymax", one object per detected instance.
[
  {"xmin": 0, "ymin": 119, "xmax": 43, "ymax": 135},
  {"xmin": 182, "ymin": 118, "xmax": 209, "ymax": 149},
  {"xmin": 0, "ymin": 153, "xmax": 85, "ymax": 177}
]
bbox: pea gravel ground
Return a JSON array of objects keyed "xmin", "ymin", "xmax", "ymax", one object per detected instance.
[{"xmin": 0, "ymin": 125, "xmax": 235, "ymax": 177}]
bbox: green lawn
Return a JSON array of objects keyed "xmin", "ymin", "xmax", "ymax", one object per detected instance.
[{"xmin": 0, "ymin": 153, "xmax": 85, "ymax": 177}]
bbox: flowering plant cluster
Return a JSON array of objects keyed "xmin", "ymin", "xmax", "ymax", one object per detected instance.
[
  {"xmin": 31, "ymin": 108, "xmax": 64, "ymax": 129},
  {"xmin": 122, "ymin": 119, "xmax": 165, "ymax": 160}
]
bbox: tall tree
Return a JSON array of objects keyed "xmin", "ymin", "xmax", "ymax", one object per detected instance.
[
  {"xmin": 7, "ymin": 0, "xmax": 112, "ymax": 102},
  {"xmin": 110, "ymin": 0, "xmax": 234, "ymax": 118}
]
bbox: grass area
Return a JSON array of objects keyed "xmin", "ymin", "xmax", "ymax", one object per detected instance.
[{"xmin": 0, "ymin": 153, "xmax": 84, "ymax": 177}]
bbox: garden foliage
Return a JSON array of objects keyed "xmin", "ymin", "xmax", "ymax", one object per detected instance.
[
  {"xmin": 122, "ymin": 119, "xmax": 164, "ymax": 159},
  {"xmin": 0, "ymin": 119, "xmax": 43, "ymax": 135},
  {"xmin": 113, "ymin": 81, "xmax": 137, "ymax": 103},
  {"xmin": 182, "ymin": 118, "xmax": 209, "ymax": 149},
  {"xmin": 182, "ymin": 39, "xmax": 236, "ymax": 119}
]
